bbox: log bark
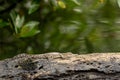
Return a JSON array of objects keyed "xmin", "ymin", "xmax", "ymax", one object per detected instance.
[{"xmin": 0, "ymin": 52, "xmax": 120, "ymax": 80}]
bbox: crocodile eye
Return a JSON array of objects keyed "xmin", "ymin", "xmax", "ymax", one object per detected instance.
[
  {"xmin": 14, "ymin": 65, "xmax": 21, "ymax": 69},
  {"xmin": 15, "ymin": 65, "xmax": 19, "ymax": 68}
]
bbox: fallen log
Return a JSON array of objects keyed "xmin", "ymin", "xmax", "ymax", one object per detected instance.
[{"xmin": 0, "ymin": 52, "xmax": 120, "ymax": 80}]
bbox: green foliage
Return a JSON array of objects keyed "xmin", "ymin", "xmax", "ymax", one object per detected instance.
[
  {"xmin": 28, "ymin": 0, "xmax": 40, "ymax": 14},
  {"xmin": 20, "ymin": 21, "xmax": 40, "ymax": 37},
  {"xmin": 9, "ymin": 10, "xmax": 40, "ymax": 38},
  {"xmin": 57, "ymin": 1, "xmax": 66, "ymax": 8},
  {"xmin": 10, "ymin": 11, "xmax": 24, "ymax": 34},
  {"xmin": 0, "ymin": 0, "xmax": 120, "ymax": 59}
]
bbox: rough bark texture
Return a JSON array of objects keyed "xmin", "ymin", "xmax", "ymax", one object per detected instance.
[{"xmin": 0, "ymin": 52, "xmax": 120, "ymax": 80}]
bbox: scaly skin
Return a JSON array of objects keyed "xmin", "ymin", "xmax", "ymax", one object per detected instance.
[{"xmin": 0, "ymin": 52, "xmax": 120, "ymax": 80}]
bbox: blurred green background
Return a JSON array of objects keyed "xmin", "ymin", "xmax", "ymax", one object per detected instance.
[{"xmin": 0, "ymin": 0, "xmax": 120, "ymax": 60}]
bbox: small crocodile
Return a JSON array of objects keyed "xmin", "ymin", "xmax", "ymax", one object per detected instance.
[{"xmin": 0, "ymin": 52, "xmax": 120, "ymax": 80}]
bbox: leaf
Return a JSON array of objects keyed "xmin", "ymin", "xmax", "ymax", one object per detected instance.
[
  {"xmin": 57, "ymin": 1, "xmax": 66, "ymax": 8},
  {"xmin": 20, "ymin": 21, "xmax": 40, "ymax": 37},
  {"xmin": 10, "ymin": 10, "xmax": 18, "ymax": 33},
  {"xmin": 15, "ymin": 15, "xmax": 24, "ymax": 29},
  {"xmin": 20, "ymin": 27, "xmax": 40, "ymax": 37},
  {"xmin": 24, "ymin": 21, "xmax": 39, "ymax": 29},
  {"xmin": 71, "ymin": 0, "xmax": 80, "ymax": 5},
  {"xmin": 10, "ymin": 10, "xmax": 17, "ymax": 23},
  {"xmin": 10, "ymin": 12, "xmax": 24, "ymax": 34},
  {"xmin": 117, "ymin": 0, "xmax": 120, "ymax": 8},
  {"xmin": 28, "ymin": 3, "xmax": 40, "ymax": 14}
]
